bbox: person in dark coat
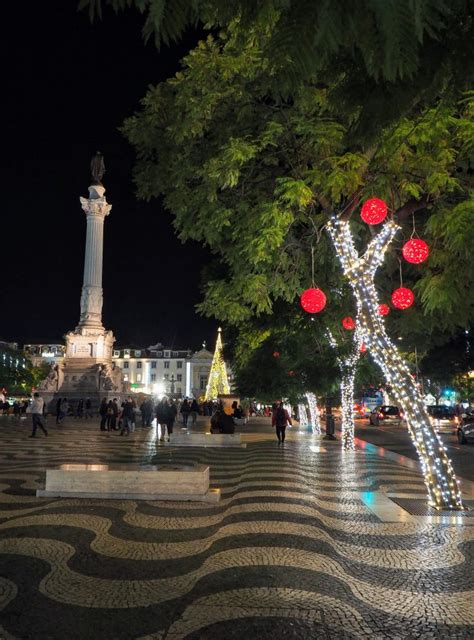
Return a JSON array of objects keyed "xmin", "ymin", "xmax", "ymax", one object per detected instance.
[
  {"xmin": 99, "ymin": 398, "xmax": 108, "ymax": 431},
  {"xmin": 272, "ymin": 401, "xmax": 292, "ymax": 444},
  {"xmin": 164, "ymin": 399, "xmax": 177, "ymax": 441},
  {"xmin": 120, "ymin": 397, "xmax": 135, "ymax": 436},
  {"xmin": 156, "ymin": 398, "xmax": 169, "ymax": 441},
  {"xmin": 190, "ymin": 399, "xmax": 199, "ymax": 425},
  {"xmin": 180, "ymin": 399, "xmax": 191, "ymax": 426}
]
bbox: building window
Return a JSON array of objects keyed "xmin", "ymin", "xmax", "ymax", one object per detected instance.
[
  {"xmin": 151, "ymin": 361, "xmax": 157, "ymax": 369},
  {"xmin": 200, "ymin": 375, "xmax": 207, "ymax": 390},
  {"xmin": 157, "ymin": 351, "xmax": 163, "ymax": 357},
  {"xmin": 123, "ymin": 362, "xmax": 129, "ymax": 369},
  {"xmin": 124, "ymin": 374, "xmax": 129, "ymax": 381},
  {"xmin": 177, "ymin": 374, "xmax": 182, "ymax": 382},
  {"xmin": 113, "ymin": 350, "xmax": 120, "ymax": 358},
  {"xmin": 137, "ymin": 361, "xmax": 142, "ymax": 369},
  {"xmin": 164, "ymin": 374, "xmax": 169, "ymax": 380},
  {"xmin": 124, "ymin": 349, "xmax": 130, "ymax": 358},
  {"xmin": 151, "ymin": 374, "xmax": 156, "ymax": 382},
  {"xmin": 135, "ymin": 350, "xmax": 141, "ymax": 357},
  {"xmin": 164, "ymin": 361, "xmax": 170, "ymax": 369},
  {"xmin": 164, "ymin": 350, "xmax": 170, "ymax": 358},
  {"xmin": 137, "ymin": 374, "xmax": 142, "ymax": 382},
  {"xmin": 177, "ymin": 361, "xmax": 183, "ymax": 369},
  {"xmin": 173, "ymin": 351, "xmax": 179, "ymax": 357}
]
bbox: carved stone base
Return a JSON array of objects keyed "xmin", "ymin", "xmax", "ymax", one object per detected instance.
[{"xmin": 65, "ymin": 327, "xmax": 115, "ymax": 363}]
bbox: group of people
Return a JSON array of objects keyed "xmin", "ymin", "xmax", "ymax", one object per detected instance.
[
  {"xmin": 55, "ymin": 398, "xmax": 93, "ymax": 423},
  {"xmin": 98, "ymin": 396, "xmax": 179, "ymax": 440},
  {"xmin": 1, "ymin": 400, "xmax": 29, "ymax": 417}
]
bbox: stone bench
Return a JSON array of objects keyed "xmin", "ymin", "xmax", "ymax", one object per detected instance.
[
  {"xmin": 165, "ymin": 432, "xmax": 246, "ymax": 448},
  {"xmin": 36, "ymin": 463, "xmax": 220, "ymax": 502}
]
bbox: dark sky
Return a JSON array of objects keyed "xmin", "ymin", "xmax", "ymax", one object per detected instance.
[{"xmin": 1, "ymin": 1, "xmax": 216, "ymax": 351}]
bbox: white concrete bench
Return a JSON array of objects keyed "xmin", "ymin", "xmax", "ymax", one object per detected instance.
[
  {"xmin": 165, "ymin": 432, "xmax": 246, "ymax": 448},
  {"xmin": 36, "ymin": 463, "xmax": 220, "ymax": 502}
]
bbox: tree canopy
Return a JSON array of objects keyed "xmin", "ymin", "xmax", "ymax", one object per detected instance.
[{"xmin": 82, "ymin": 2, "xmax": 474, "ymax": 396}]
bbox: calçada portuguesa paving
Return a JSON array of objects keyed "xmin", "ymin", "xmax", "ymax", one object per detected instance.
[{"xmin": 0, "ymin": 415, "xmax": 473, "ymax": 639}]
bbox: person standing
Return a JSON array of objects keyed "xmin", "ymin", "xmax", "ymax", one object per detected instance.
[
  {"xmin": 190, "ymin": 398, "xmax": 199, "ymax": 425},
  {"xmin": 165, "ymin": 400, "xmax": 177, "ymax": 442},
  {"xmin": 76, "ymin": 399, "xmax": 84, "ymax": 419},
  {"xmin": 272, "ymin": 401, "xmax": 292, "ymax": 444},
  {"xmin": 55, "ymin": 397, "xmax": 62, "ymax": 424},
  {"xmin": 111, "ymin": 398, "xmax": 119, "ymax": 430},
  {"xmin": 156, "ymin": 398, "xmax": 168, "ymax": 441},
  {"xmin": 84, "ymin": 398, "xmax": 93, "ymax": 419},
  {"xmin": 29, "ymin": 392, "xmax": 48, "ymax": 438},
  {"xmin": 99, "ymin": 398, "xmax": 108, "ymax": 431},
  {"xmin": 181, "ymin": 398, "xmax": 191, "ymax": 426},
  {"xmin": 120, "ymin": 397, "xmax": 135, "ymax": 436}
]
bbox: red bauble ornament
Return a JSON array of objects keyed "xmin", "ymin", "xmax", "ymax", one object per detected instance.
[
  {"xmin": 402, "ymin": 239, "xmax": 429, "ymax": 264},
  {"xmin": 360, "ymin": 343, "xmax": 366, "ymax": 353},
  {"xmin": 288, "ymin": 370, "xmax": 295, "ymax": 377},
  {"xmin": 342, "ymin": 316, "xmax": 355, "ymax": 330},
  {"xmin": 391, "ymin": 287, "xmax": 414, "ymax": 309},
  {"xmin": 273, "ymin": 351, "xmax": 280, "ymax": 358},
  {"xmin": 360, "ymin": 198, "xmax": 387, "ymax": 225},
  {"xmin": 378, "ymin": 304, "xmax": 390, "ymax": 316},
  {"xmin": 300, "ymin": 288, "xmax": 327, "ymax": 314}
]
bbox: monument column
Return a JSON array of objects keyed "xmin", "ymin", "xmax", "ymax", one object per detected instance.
[{"xmin": 78, "ymin": 184, "xmax": 111, "ymax": 329}]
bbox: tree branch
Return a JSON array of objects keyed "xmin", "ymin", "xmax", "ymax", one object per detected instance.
[{"xmin": 394, "ymin": 195, "xmax": 431, "ymax": 222}]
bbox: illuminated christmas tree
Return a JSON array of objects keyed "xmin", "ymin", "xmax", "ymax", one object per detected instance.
[{"xmin": 204, "ymin": 327, "xmax": 230, "ymax": 400}]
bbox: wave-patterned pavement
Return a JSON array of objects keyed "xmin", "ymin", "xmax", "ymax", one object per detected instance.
[{"xmin": 0, "ymin": 419, "xmax": 472, "ymax": 639}]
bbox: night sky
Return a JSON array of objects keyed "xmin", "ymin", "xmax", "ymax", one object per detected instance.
[{"xmin": 2, "ymin": 1, "xmax": 216, "ymax": 351}]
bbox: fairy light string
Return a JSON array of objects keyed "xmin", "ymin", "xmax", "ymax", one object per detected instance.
[{"xmin": 327, "ymin": 216, "xmax": 463, "ymax": 510}]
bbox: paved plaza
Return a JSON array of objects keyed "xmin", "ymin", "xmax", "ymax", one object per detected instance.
[{"xmin": 0, "ymin": 416, "xmax": 473, "ymax": 639}]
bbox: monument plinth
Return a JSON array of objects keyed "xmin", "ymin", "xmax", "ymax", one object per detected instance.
[{"xmin": 40, "ymin": 154, "xmax": 127, "ymax": 408}]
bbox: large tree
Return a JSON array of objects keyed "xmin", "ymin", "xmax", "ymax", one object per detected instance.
[{"xmin": 119, "ymin": 19, "xmax": 472, "ymax": 508}]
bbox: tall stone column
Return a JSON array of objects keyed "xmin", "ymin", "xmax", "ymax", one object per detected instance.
[{"xmin": 78, "ymin": 185, "xmax": 111, "ymax": 329}]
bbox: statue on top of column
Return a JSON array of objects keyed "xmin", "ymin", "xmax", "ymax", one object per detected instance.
[{"xmin": 90, "ymin": 151, "xmax": 105, "ymax": 185}]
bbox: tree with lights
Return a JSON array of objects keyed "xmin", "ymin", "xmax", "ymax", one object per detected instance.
[
  {"xmin": 327, "ymin": 216, "xmax": 462, "ymax": 508},
  {"xmin": 204, "ymin": 328, "xmax": 230, "ymax": 400},
  {"xmin": 93, "ymin": 5, "xmax": 473, "ymax": 508},
  {"xmin": 326, "ymin": 325, "xmax": 363, "ymax": 451}
]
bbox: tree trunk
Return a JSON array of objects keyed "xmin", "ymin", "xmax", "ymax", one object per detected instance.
[
  {"xmin": 340, "ymin": 371, "xmax": 356, "ymax": 450},
  {"xmin": 328, "ymin": 217, "xmax": 463, "ymax": 510}
]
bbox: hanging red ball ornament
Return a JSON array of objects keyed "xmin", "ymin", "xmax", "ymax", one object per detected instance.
[
  {"xmin": 360, "ymin": 343, "xmax": 367, "ymax": 353},
  {"xmin": 378, "ymin": 304, "xmax": 390, "ymax": 316},
  {"xmin": 273, "ymin": 351, "xmax": 280, "ymax": 358},
  {"xmin": 360, "ymin": 198, "xmax": 387, "ymax": 225},
  {"xmin": 288, "ymin": 370, "xmax": 296, "ymax": 377},
  {"xmin": 342, "ymin": 316, "xmax": 355, "ymax": 330},
  {"xmin": 391, "ymin": 287, "xmax": 414, "ymax": 309},
  {"xmin": 300, "ymin": 288, "xmax": 327, "ymax": 314},
  {"xmin": 402, "ymin": 239, "xmax": 429, "ymax": 264}
]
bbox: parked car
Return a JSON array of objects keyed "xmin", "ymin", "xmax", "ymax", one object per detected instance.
[
  {"xmin": 369, "ymin": 405, "xmax": 403, "ymax": 426},
  {"xmin": 426, "ymin": 405, "xmax": 459, "ymax": 434},
  {"xmin": 457, "ymin": 413, "xmax": 474, "ymax": 444}
]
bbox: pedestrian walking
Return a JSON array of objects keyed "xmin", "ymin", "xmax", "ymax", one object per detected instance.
[
  {"xmin": 181, "ymin": 398, "xmax": 191, "ymax": 426},
  {"xmin": 29, "ymin": 392, "xmax": 48, "ymax": 438},
  {"xmin": 165, "ymin": 400, "xmax": 177, "ymax": 441},
  {"xmin": 272, "ymin": 401, "xmax": 292, "ymax": 444}
]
